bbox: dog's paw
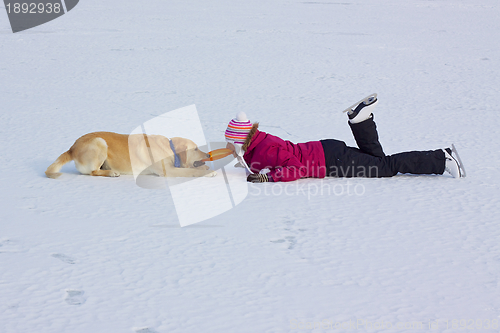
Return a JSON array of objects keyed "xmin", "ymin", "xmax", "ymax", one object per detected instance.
[
  {"xmin": 204, "ymin": 171, "xmax": 217, "ymax": 177},
  {"xmin": 110, "ymin": 171, "xmax": 120, "ymax": 177}
]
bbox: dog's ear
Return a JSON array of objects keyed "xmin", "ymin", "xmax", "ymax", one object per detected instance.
[{"xmin": 177, "ymin": 149, "xmax": 188, "ymax": 167}]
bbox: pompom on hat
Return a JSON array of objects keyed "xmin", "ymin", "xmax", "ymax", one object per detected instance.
[{"xmin": 225, "ymin": 112, "xmax": 252, "ymax": 156}]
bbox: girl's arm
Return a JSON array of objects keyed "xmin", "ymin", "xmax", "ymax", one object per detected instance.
[{"xmin": 264, "ymin": 146, "xmax": 307, "ymax": 182}]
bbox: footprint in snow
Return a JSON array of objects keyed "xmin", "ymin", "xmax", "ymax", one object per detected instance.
[
  {"xmin": 65, "ymin": 290, "xmax": 85, "ymax": 305},
  {"xmin": 51, "ymin": 253, "xmax": 76, "ymax": 264},
  {"xmin": 285, "ymin": 236, "xmax": 297, "ymax": 249},
  {"xmin": 135, "ymin": 328, "xmax": 158, "ymax": 333},
  {"xmin": 270, "ymin": 236, "xmax": 297, "ymax": 249}
]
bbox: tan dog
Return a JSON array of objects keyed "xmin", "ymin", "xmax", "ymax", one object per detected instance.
[{"xmin": 45, "ymin": 132, "xmax": 216, "ymax": 179}]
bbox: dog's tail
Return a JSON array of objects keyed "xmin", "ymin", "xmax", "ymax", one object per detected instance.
[{"xmin": 45, "ymin": 150, "xmax": 73, "ymax": 179}]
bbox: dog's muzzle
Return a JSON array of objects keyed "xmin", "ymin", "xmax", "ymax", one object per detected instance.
[{"xmin": 193, "ymin": 160, "xmax": 205, "ymax": 168}]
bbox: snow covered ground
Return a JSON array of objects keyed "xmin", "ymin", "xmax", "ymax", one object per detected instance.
[{"xmin": 1, "ymin": 0, "xmax": 500, "ymax": 332}]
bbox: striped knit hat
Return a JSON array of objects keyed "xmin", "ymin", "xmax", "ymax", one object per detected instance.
[{"xmin": 225, "ymin": 112, "xmax": 252, "ymax": 145}]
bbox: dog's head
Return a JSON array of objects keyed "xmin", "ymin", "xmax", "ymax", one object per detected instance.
[{"xmin": 170, "ymin": 137, "xmax": 210, "ymax": 169}]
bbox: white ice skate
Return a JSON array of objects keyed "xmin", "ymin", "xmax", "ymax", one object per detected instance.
[
  {"xmin": 443, "ymin": 144, "xmax": 466, "ymax": 178},
  {"xmin": 343, "ymin": 93, "xmax": 378, "ymax": 124}
]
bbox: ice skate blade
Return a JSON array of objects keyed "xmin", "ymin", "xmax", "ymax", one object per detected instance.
[
  {"xmin": 451, "ymin": 144, "xmax": 466, "ymax": 177},
  {"xmin": 342, "ymin": 93, "xmax": 378, "ymax": 113}
]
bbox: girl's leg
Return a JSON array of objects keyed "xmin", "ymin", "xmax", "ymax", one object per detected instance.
[
  {"xmin": 337, "ymin": 148, "xmax": 446, "ymax": 177},
  {"xmin": 383, "ymin": 150, "xmax": 446, "ymax": 176},
  {"xmin": 348, "ymin": 115, "xmax": 385, "ymax": 158},
  {"xmin": 321, "ymin": 139, "xmax": 446, "ymax": 178}
]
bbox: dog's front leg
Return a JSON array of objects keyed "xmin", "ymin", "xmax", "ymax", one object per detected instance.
[{"xmin": 194, "ymin": 164, "xmax": 210, "ymax": 170}]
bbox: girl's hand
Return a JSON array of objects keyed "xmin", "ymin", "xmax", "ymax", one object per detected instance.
[{"xmin": 247, "ymin": 173, "xmax": 270, "ymax": 183}]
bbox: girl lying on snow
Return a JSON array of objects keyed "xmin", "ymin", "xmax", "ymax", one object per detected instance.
[{"xmin": 224, "ymin": 95, "xmax": 464, "ymax": 183}]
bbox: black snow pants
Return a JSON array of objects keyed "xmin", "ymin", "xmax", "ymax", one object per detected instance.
[{"xmin": 320, "ymin": 116, "xmax": 446, "ymax": 178}]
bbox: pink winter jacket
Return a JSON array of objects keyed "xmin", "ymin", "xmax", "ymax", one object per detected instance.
[{"xmin": 243, "ymin": 128, "xmax": 327, "ymax": 182}]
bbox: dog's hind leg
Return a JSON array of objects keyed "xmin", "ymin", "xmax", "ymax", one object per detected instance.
[
  {"xmin": 90, "ymin": 169, "xmax": 120, "ymax": 177},
  {"xmin": 74, "ymin": 138, "xmax": 120, "ymax": 177}
]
